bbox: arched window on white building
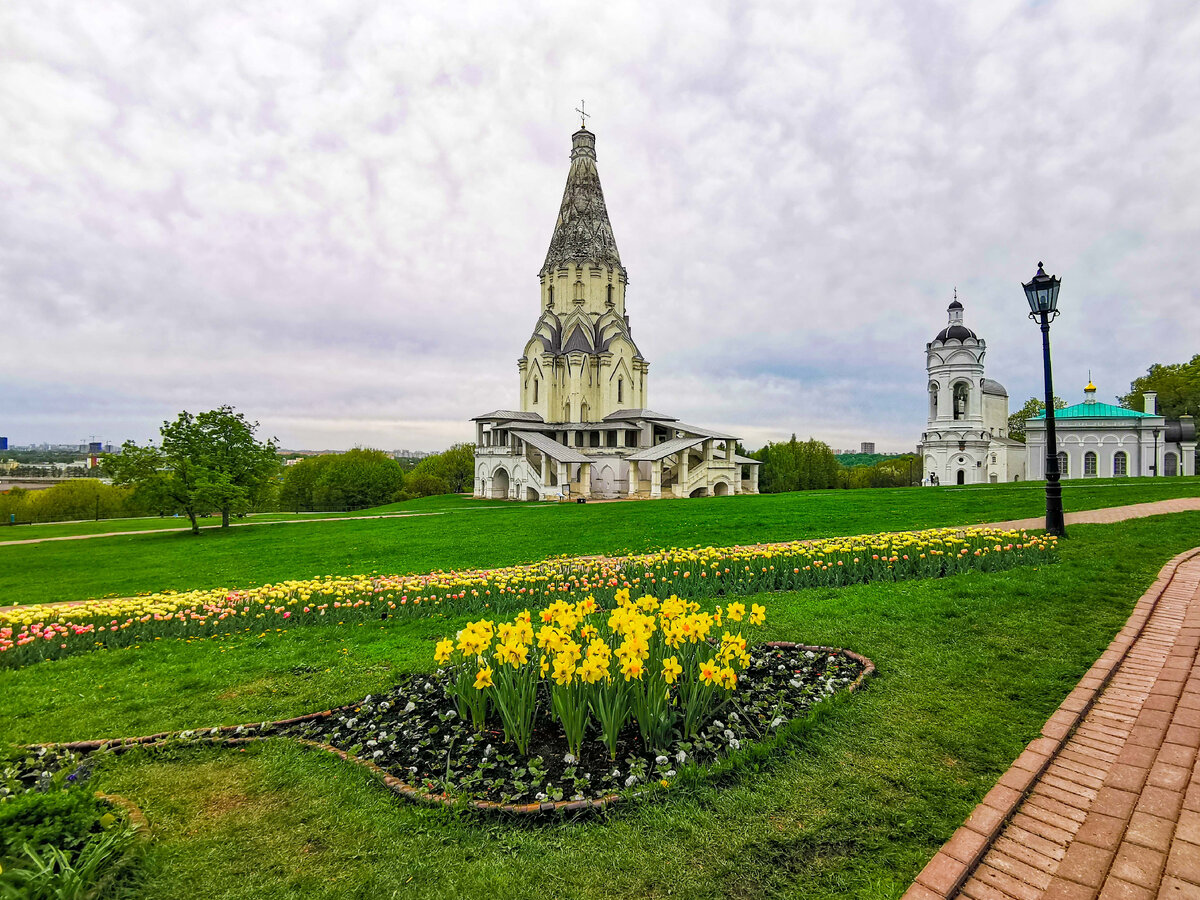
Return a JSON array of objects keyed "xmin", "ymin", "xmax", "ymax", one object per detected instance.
[
  {"xmin": 1165, "ymin": 452, "xmax": 1178, "ymax": 477},
  {"xmin": 1113, "ymin": 451, "xmax": 1128, "ymax": 477},
  {"xmin": 1057, "ymin": 451, "xmax": 1069, "ymax": 477},
  {"xmin": 952, "ymin": 382, "xmax": 969, "ymax": 420},
  {"xmin": 1084, "ymin": 451, "xmax": 1097, "ymax": 477},
  {"xmin": 930, "ymin": 384, "xmax": 939, "ymax": 418}
]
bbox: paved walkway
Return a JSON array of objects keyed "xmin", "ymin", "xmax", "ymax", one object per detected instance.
[
  {"xmin": 906, "ymin": 546, "xmax": 1200, "ymax": 900},
  {"xmin": 986, "ymin": 497, "xmax": 1200, "ymax": 533}
]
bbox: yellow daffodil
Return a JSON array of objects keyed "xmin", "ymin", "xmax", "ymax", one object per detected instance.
[{"xmin": 662, "ymin": 656, "xmax": 682, "ymax": 685}]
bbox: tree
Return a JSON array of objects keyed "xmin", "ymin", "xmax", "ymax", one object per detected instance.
[
  {"xmin": 103, "ymin": 406, "xmax": 279, "ymax": 534},
  {"xmin": 311, "ymin": 449, "xmax": 404, "ymax": 511},
  {"xmin": 279, "ymin": 455, "xmax": 336, "ymax": 512},
  {"xmin": 403, "ymin": 471, "xmax": 452, "ymax": 498},
  {"xmin": 185, "ymin": 407, "xmax": 280, "ymax": 526},
  {"xmin": 410, "ymin": 443, "xmax": 475, "ymax": 493},
  {"xmin": 1118, "ymin": 355, "xmax": 1200, "ymax": 419},
  {"xmin": 1008, "ymin": 396, "xmax": 1067, "ymax": 443},
  {"xmin": 753, "ymin": 436, "xmax": 839, "ymax": 493}
]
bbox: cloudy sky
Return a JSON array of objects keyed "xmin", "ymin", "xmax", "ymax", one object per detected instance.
[{"xmin": 2, "ymin": 1, "xmax": 1198, "ymax": 452}]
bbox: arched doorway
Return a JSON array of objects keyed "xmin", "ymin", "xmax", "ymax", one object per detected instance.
[
  {"xmin": 491, "ymin": 467, "xmax": 510, "ymax": 499},
  {"xmin": 713, "ymin": 481, "xmax": 730, "ymax": 496},
  {"xmin": 956, "ymin": 470, "xmax": 965, "ymax": 485},
  {"xmin": 1165, "ymin": 452, "xmax": 1178, "ymax": 477},
  {"xmin": 689, "ymin": 486, "xmax": 708, "ymax": 497},
  {"xmin": 525, "ymin": 486, "xmax": 539, "ymax": 501}
]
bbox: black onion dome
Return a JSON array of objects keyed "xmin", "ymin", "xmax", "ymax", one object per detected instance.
[
  {"xmin": 934, "ymin": 324, "xmax": 977, "ymax": 342},
  {"xmin": 947, "ymin": 299, "xmax": 964, "ymax": 311}
]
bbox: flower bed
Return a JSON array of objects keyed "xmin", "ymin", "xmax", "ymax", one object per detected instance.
[
  {"xmin": 1, "ymin": 526, "xmax": 1054, "ymax": 667},
  {"xmin": 284, "ymin": 641, "xmax": 868, "ymax": 809}
]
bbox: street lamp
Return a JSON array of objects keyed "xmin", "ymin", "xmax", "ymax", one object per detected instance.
[
  {"xmin": 1023, "ymin": 262, "xmax": 1066, "ymax": 537},
  {"xmin": 1152, "ymin": 427, "xmax": 1160, "ymax": 477}
]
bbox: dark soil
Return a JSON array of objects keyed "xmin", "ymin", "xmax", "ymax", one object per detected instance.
[{"xmin": 286, "ymin": 645, "xmax": 866, "ymax": 805}]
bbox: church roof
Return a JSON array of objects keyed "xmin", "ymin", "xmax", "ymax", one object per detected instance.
[
  {"xmin": 603, "ymin": 409, "xmax": 676, "ymax": 422},
  {"xmin": 933, "ymin": 324, "xmax": 977, "ymax": 342},
  {"xmin": 625, "ymin": 436, "xmax": 705, "ymax": 461},
  {"xmin": 982, "ymin": 378, "xmax": 1008, "ymax": 396},
  {"xmin": 541, "ymin": 129, "xmax": 623, "ymax": 275},
  {"xmin": 733, "ymin": 453, "xmax": 763, "ymax": 465},
  {"xmin": 471, "ymin": 410, "xmax": 545, "ymax": 422},
  {"xmin": 668, "ymin": 421, "xmax": 739, "ymax": 441},
  {"xmin": 509, "ymin": 430, "xmax": 592, "ymax": 463},
  {"xmin": 1030, "ymin": 401, "xmax": 1155, "ymax": 420}
]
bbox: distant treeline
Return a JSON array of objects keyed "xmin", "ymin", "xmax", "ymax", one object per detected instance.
[
  {"xmin": 747, "ymin": 436, "xmax": 919, "ymax": 492},
  {"xmin": 0, "ymin": 444, "xmax": 478, "ymax": 526},
  {"xmin": 279, "ymin": 444, "xmax": 475, "ymax": 512},
  {"xmin": 0, "ymin": 480, "xmax": 153, "ymax": 525}
]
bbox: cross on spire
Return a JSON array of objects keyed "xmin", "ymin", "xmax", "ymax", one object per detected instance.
[{"xmin": 576, "ymin": 99, "xmax": 590, "ymax": 129}]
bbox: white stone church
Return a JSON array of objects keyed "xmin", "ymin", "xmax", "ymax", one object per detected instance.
[
  {"xmin": 919, "ymin": 297, "xmax": 1197, "ymax": 484},
  {"xmin": 472, "ymin": 126, "xmax": 760, "ymax": 501},
  {"xmin": 918, "ymin": 295, "xmax": 1027, "ymax": 485}
]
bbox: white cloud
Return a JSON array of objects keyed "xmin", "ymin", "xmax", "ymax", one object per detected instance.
[{"xmin": 1, "ymin": 0, "xmax": 1198, "ymax": 453}]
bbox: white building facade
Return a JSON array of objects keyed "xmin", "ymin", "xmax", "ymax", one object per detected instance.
[
  {"xmin": 1026, "ymin": 387, "xmax": 1196, "ymax": 479},
  {"xmin": 918, "ymin": 297, "xmax": 1026, "ymax": 485},
  {"xmin": 472, "ymin": 126, "xmax": 760, "ymax": 501}
]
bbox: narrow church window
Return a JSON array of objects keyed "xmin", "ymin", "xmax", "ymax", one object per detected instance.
[
  {"xmin": 953, "ymin": 383, "xmax": 969, "ymax": 420},
  {"xmin": 1113, "ymin": 451, "xmax": 1127, "ymax": 477},
  {"xmin": 1084, "ymin": 451, "xmax": 1097, "ymax": 476},
  {"xmin": 607, "ymin": 284, "xmax": 614, "ymax": 305},
  {"xmin": 930, "ymin": 385, "xmax": 938, "ymax": 418},
  {"xmin": 533, "ymin": 378, "xmax": 538, "ymax": 403},
  {"xmin": 547, "ymin": 285, "xmax": 554, "ymax": 306},
  {"xmin": 618, "ymin": 377, "xmax": 623, "ymax": 402}
]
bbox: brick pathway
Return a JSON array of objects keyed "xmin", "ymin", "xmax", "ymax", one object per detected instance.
[{"xmin": 906, "ymin": 547, "xmax": 1200, "ymax": 900}]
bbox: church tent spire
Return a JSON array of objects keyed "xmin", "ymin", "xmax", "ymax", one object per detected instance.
[{"xmin": 541, "ymin": 127, "xmax": 623, "ymax": 276}]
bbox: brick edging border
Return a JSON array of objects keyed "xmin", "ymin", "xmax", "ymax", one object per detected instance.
[
  {"xmin": 904, "ymin": 544, "xmax": 1200, "ymax": 900},
  {"xmin": 29, "ymin": 642, "xmax": 875, "ymax": 817}
]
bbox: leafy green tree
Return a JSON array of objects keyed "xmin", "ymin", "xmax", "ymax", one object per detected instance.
[
  {"xmin": 103, "ymin": 406, "xmax": 279, "ymax": 534},
  {"xmin": 410, "ymin": 443, "xmax": 476, "ymax": 493},
  {"xmin": 753, "ymin": 436, "xmax": 839, "ymax": 493},
  {"xmin": 187, "ymin": 407, "xmax": 280, "ymax": 525},
  {"xmin": 1008, "ymin": 396, "xmax": 1066, "ymax": 443},
  {"xmin": 1119, "ymin": 355, "xmax": 1200, "ymax": 418},
  {"xmin": 403, "ymin": 471, "xmax": 452, "ymax": 498},
  {"xmin": 311, "ymin": 449, "xmax": 405, "ymax": 511},
  {"xmin": 279, "ymin": 455, "xmax": 336, "ymax": 512}
]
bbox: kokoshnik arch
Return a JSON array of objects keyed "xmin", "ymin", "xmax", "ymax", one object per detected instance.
[{"xmin": 472, "ymin": 125, "xmax": 761, "ymax": 501}]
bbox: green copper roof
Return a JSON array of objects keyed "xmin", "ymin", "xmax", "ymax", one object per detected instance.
[{"xmin": 1031, "ymin": 401, "xmax": 1154, "ymax": 420}]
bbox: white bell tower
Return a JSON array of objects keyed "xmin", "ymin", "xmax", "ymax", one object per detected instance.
[{"xmin": 920, "ymin": 292, "xmax": 991, "ymax": 485}]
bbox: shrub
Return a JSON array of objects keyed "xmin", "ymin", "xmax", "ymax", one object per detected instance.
[
  {"xmin": 0, "ymin": 788, "xmax": 109, "ymax": 862},
  {"xmin": 402, "ymin": 472, "xmax": 451, "ymax": 498}
]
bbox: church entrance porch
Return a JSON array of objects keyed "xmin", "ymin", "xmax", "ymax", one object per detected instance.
[{"xmin": 491, "ymin": 467, "xmax": 510, "ymax": 499}]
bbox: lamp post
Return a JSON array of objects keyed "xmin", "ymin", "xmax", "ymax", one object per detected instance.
[
  {"xmin": 1023, "ymin": 262, "xmax": 1066, "ymax": 537},
  {"xmin": 1152, "ymin": 427, "xmax": 1160, "ymax": 477}
]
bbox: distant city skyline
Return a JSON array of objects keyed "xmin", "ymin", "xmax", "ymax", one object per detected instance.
[{"xmin": 3, "ymin": 2, "xmax": 1197, "ymax": 451}]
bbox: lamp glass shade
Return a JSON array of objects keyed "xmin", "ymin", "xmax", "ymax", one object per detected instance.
[{"xmin": 1022, "ymin": 266, "xmax": 1061, "ymax": 315}]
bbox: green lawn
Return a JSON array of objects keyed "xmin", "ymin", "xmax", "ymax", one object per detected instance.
[
  {"xmin": 0, "ymin": 493, "xmax": 517, "ymax": 542},
  {"xmin": 1, "ymin": 477, "xmax": 1196, "ymax": 608},
  {"xmin": 2, "ymin": 513, "xmax": 1199, "ymax": 898}
]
